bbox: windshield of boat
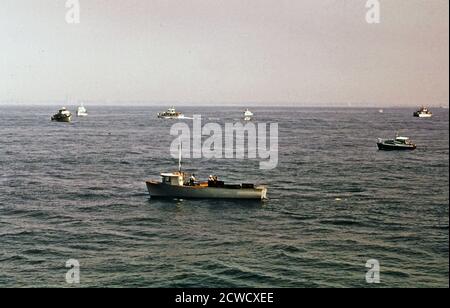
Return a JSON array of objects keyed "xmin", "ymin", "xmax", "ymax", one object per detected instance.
[{"xmin": 396, "ymin": 137, "xmax": 409, "ymax": 144}]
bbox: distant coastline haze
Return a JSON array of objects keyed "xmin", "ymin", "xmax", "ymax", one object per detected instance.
[{"xmin": 1, "ymin": 0, "xmax": 448, "ymax": 107}]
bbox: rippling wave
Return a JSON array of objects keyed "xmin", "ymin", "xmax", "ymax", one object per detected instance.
[{"xmin": 0, "ymin": 106, "xmax": 448, "ymax": 287}]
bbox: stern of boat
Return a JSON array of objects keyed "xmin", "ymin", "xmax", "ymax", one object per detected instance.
[{"xmin": 257, "ymin": 185, "xmax": 268, "ymax": 200}]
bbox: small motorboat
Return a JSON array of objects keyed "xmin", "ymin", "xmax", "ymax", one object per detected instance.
[
  {"xmin": 413, "ymin": 106, "xmax": 432, "ymax": 118},
  {"xmin": 157, "ymin": 107, "xmax": 184, "ymax": 119},
  {"xmin": 51, "ymin": 107, "xmax": 72, "ymax": 122},
  {"xmin": 244, "ymin": 108, "xmax": 254, "ymax": 121},
  {"xmin": 76, "ymin": 104, "xmax": 88, "ymax": 117},
  {"xmin": 377, "ymin": 135, "xmax": 417, "ymax": 151}
]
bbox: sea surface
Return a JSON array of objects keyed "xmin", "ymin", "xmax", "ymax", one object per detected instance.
[{"xmin": 0, "ymin": 106, "xmax": 448, "ymax": 288}]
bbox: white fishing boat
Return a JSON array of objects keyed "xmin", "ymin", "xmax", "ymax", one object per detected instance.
[
  {"xmin": 414, "ymin": 106, "xmax": 432, "ymax": 118},
  {"xmin": 244, "ymin": 108, "xmax": 254, "ymax": 121},
  {"xmin": 157, "ymin": 107, "xmax": 184, "ymax": 119},
  {"xmin": 76, "ymin": 104, "xmax": 88, "ymax": 117}
]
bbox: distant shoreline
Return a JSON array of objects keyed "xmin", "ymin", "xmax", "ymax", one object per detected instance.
[{"xmin": 0, "ymin": 104, "xmax": 448, "ymax": 109}]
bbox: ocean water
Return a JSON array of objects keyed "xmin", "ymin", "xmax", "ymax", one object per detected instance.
[{"xmin": 0, "ymin": 106, "xmax": 448, "ymax": 288}]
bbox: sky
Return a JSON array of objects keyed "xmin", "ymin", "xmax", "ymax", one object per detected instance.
[{"xmin": 0, "ymin": 0, "xmax": 448, "ymax": 106}]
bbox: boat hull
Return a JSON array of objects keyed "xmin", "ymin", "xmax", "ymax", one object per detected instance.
[
  {"xmin": 146, "ymin": 181, "xmax": 267, "ymax": 200},
  {"xmin": 413, "ymin": 112, "xmax": 432, "ymax": 118},
  {"xmin": 157, "ymin": 115, "xmax": 185, "ymax": 119},
  {"xmin": 377, "ymin": 143, "xmax": 416, "ymax": 151},
  {"xmin": 414, "ymin": 114, "xmax": 432, "ymax": 118},
  {"xmin": 51, "ymin": 115, "xmax": 72, "ymax": 122}
]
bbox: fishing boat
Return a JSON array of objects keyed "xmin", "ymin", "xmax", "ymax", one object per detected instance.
[
  {"xmin": 377, "ymin": 135, "xmax": 417, "ymax": 151},
  {"xmin": 145, "ymin": 146, "xmax": 268, "ymax": 200},
  {"xmin": 157, "ymin": 107, "xmax": 184, "ymax": 119},
  {"xmin": 413, "ymin": 106, "xmax": 432, "ymax": 118},
  {"xmin": 244, "ymin": 109, "xmax": 254, "ymax": 121},
  {"xmin": 76, "ymin": 104, "xmax": 88, "ymax": 117},
  {"xmin": 51, "ymin": 107, "xmax": 72, "ymax": 122}
]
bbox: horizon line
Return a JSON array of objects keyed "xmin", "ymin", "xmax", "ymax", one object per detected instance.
[
  {"xmin": 0, "ymin": 103, "xmax": 448, "ymax": 109},
  {"xmin": 0, "ymin": 101, "xmax": 449, "ymax": 108}
]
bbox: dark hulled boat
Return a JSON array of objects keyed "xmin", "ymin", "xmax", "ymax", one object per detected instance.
[
  {"xmin": 51, "ymin": 107, "xmax": 72, "ymax": 122},
  {"xmin": 377, "ymin": 136, "xmax": 416, "ymax": 151}
]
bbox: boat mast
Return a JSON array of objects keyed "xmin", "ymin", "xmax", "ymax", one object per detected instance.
[{"xmin": 178, "ymin": 141, "xmax": 182, "ymax": 172}]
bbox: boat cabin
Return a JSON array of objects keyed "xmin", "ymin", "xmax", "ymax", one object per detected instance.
[
  {"xmin": 395, "ymin": 136, "xmax": 411, "ymax": 144},
  {"xmin": 161, "ymin": 172, "xmax": 185, "ymax": 186}
]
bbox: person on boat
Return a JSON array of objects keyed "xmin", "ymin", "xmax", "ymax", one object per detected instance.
[
  {"xmin": 190, "ymin": 174, "xmax": 196, "ymax": 186},
  {"xmin": 208, "ymin": 175, "xmax": 219, "ymax": 187},
  {"xmin": 208, "ymin": 176, "xmax": 212, "ymax": 187}
]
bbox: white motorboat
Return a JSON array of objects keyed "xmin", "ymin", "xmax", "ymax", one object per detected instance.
[
  {"xmin": 414, "ymin": 106, "xmax": 432, "ymax": 118},
  {"xmin": 244, "ymin": 109, "xmax": 254, "ymax": 121},
  {"xmin": 157, "ymin": 107, "xmax": 184, "ymax": 119},
  {"xmin": 76, "ymin": 104, "xmax": 88, "ymax": 117}
]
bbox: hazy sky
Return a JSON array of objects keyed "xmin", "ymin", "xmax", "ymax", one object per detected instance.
[{"xmin": 0, "ymin": 0, "xmax": 448, "ymax": 106}]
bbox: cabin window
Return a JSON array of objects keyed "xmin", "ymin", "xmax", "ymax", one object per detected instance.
[{"xmin": 163, "ymin": 177, "xmax": 171, "ymax": 184}]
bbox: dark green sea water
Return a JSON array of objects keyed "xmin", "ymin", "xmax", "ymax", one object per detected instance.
[{"xmin": 0, "ymin": 106, "xmax": 448, "ymax": 287}]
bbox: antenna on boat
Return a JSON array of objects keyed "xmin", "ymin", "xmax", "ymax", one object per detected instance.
[{"xmin": 178, "ymin": 140, "xmax": 182, "ymax": 172}]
